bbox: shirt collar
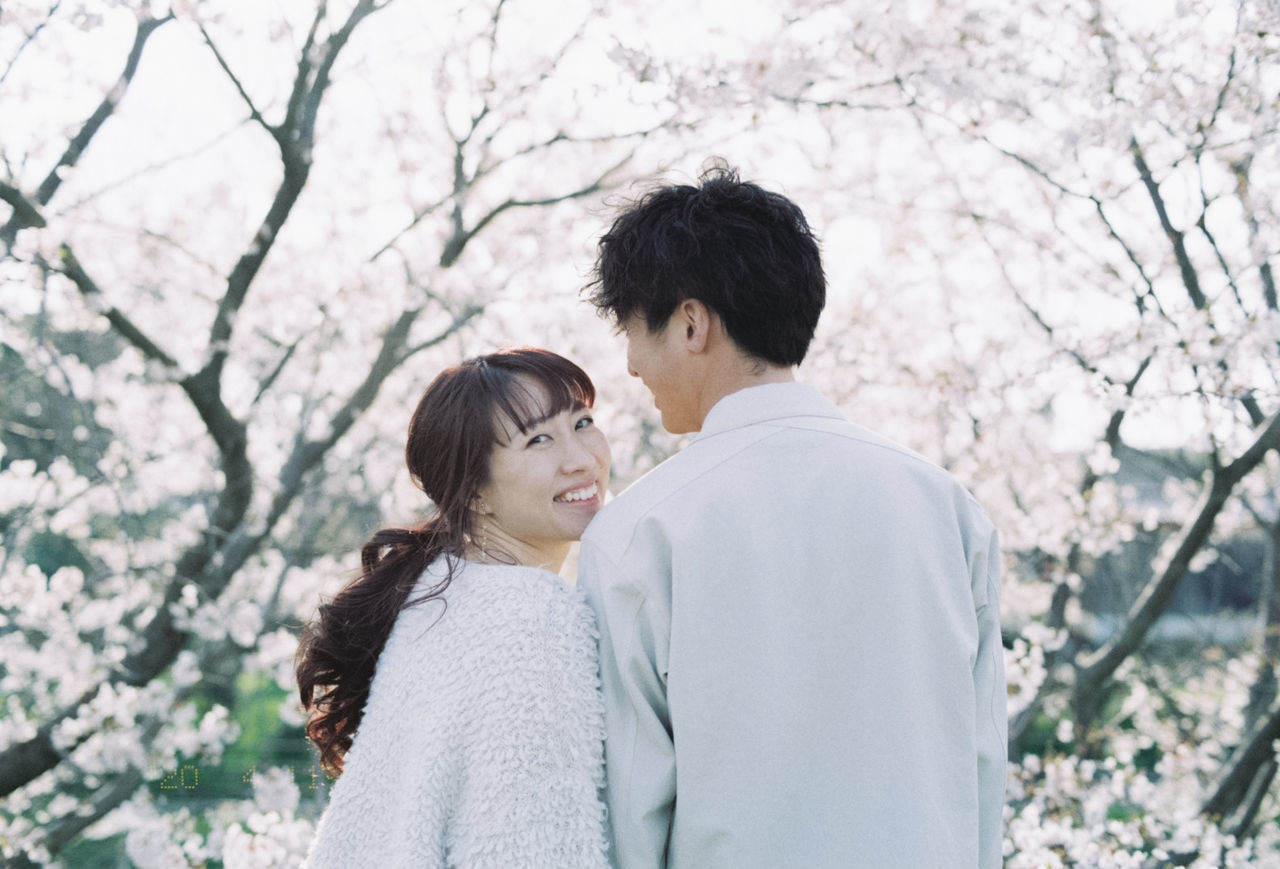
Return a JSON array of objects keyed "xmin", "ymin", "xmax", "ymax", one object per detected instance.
[{"xmin": 694, "ymin": 381, "xmax": 844, "ymax": 440}]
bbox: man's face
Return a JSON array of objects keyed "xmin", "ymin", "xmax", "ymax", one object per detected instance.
[{"xmin": 622, "ymin": 312, "xmax": 701, "ymax": 434}]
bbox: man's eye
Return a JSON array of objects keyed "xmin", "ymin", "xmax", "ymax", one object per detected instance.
[
  {"xmin": 527, "ymin": 434, "xmax": 550, "ymax": 446},
  {"xmin": 575, "ymin": 416, "xmax": 595, "ymax": 430}
]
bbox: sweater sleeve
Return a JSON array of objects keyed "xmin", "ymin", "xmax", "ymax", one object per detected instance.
[{"xmin": 446, "ymin": 579, "xmax": 609, "ymax": 869}]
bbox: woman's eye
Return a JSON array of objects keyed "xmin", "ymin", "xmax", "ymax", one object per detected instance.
[
  {"xmin": 575, "ymin": 415, "xmax": 595, "ymax": 430},
  {"xmin": 527, "ymin": 433, "xmax": 550, "ymax": 446}
]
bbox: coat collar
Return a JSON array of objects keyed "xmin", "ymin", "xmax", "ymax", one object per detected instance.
[{"xmin": 695, "ymin": 381, "xmax": 844, "ymax": 440}]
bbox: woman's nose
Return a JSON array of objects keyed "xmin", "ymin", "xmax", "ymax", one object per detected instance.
[{"xmin": 560, "ymin": 438, "xmax": 597, "ymax": 472}]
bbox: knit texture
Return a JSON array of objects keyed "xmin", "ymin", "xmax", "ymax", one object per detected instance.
[{"xmin": 305, "ymin": 556, "xmax": 609, "ymax": 869}]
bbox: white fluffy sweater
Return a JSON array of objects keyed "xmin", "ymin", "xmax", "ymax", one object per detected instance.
[{"xmin": 305, "ymin": 556, "xmax": 609, "ymax": 869}]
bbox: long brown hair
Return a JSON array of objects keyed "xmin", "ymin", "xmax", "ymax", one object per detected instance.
[{"xmin": 295, "ymin": 348, "xmax": 596, "ymax": 775}]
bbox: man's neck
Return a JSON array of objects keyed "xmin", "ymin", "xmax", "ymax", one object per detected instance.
[{"xmin": 694, "ymin": 363, "xmax": 795, "ymax": 430}]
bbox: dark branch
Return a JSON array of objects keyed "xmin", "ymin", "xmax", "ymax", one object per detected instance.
[
  {"xmin": 0, "ymin": 0, "xmax": 63, "ymax": 87},
  {"xmin": 0, "ymin": 14, "xmax": 172, "ymax": 246},
  {"xmin": 1204, "ymin": 701, "xmax": 1280, "ymax": 825},
  {"xmin": 1089, "ymin": 197, "xmax": 1165, "ymax": 318},
  {"xmin": 0, "ymin": 182, "xmax": 46, "ymax": 230},
  {"xmin": 441, "ymin": 155, "xmax": 630, "ymax": 267},
  {"xmin": 219, "ymin": 302, "xmax": 482, "ymax": 572},
  {"xmin": 33, "ymin": 15, "xmax": 172, "ymax": 208},
  {"xmin": 1130, "ymin": 136, "xmax": 1207, "ymax": 310},
  {"xmin": 1075, "ymin": 411, "xmax": 1280, "ymax": 727},
  {"xmin": 0, "ymin": 0, "xmax": 395, "ymax": 810},
  {"xmin": 281, "ymin": 3, "xmax": 326, "ymax": 137},
  {"xmin": 57, "ymin": 245, "xmax": 179, "ymax": 369},
  {"xmin": 203, "ymin": 0, "xmax": 387, "ymax": 387},
  {"xmin": 296, "ymin": 0, "xmax": 382, "ymax": 140},
  {"xmin": 198, "ymin": 23, "xmax": 276, "ymax": 137},
  {"xmin": 1232, "ymin": 158, "xmax": 1278, "ymax": 312},
  {"xmin": 399, "ymin": 303, "xmax": 485, "ymax": 360},
  {"xmin": 249, "ymin": 331, "xmax": 305, "ymax": 408},
  {"xmin": 35, "ymin": 766, "xmax": 145, "ymax": 860}
]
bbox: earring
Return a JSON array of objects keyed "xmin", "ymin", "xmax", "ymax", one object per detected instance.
[{"xmin": 475, "ymin": 502, "xmax": 491, "ymax": 553}]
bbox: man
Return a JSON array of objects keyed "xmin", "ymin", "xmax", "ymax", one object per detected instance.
[{"xmin": 578, "ymin": 165, "xmax": 1007, "ymax": 868}]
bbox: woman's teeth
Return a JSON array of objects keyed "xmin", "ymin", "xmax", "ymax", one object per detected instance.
[{"xmin": 556, "ymin": 482, "xmax": 598, "ymax": 502}]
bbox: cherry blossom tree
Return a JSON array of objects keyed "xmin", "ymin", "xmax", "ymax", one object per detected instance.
[
  {"xmin": 1, "ymin": 0, "xmax": 679, "ymax": 862},
  {"xmin": 2, "ymin": 0, "xmax": 1279, "ymax": 865}
]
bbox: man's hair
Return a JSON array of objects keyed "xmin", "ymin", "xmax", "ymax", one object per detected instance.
[{"xmin": 586, "ymin": 163, "xmax": 825, "ymax": 367}]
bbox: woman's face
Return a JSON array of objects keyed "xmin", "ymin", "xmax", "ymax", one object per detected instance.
[{"xmin": 474, "ymin": 379, "xmax": 611, "ymax": 570}]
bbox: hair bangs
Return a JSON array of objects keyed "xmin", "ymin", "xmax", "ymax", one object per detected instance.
[{"xmin": 476, "ymin": 348, "xmax": 596, "ymax": 439}]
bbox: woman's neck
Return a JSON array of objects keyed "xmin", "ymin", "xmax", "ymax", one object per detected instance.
[{"xmin": 465, "ymin": 524, "xmax": 568, "ymax": 574}]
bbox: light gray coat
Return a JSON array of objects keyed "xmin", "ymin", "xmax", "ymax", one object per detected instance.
[{"xmin": 579, "ymin": 382, "xmax": 1007, "ymax": 869}]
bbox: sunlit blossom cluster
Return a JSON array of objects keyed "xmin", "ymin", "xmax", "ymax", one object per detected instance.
[{"xmin": 1002, "ymin": 653, "xmax": 1280, "ymax": 866}]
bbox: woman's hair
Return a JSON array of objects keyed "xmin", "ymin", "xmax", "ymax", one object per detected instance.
[{"xmin": 295, "ymin": 347, "xmax": 596, "ymax": 775}]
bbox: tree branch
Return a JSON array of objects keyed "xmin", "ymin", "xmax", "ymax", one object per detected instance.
[
  {"xmin": 29, "ymin": 766, "xmax": 145, "ymax": 862},
  {"xmin": 368, "ymin": 190, "xmax": 455, "ymax": 262},
  {"xmin": 1089, "ymin": 196, "xmax": 1165, "ymax": 318},
  {"xmin": 1074, "ymin": 411, "xmax": 1280, "ymax": 731},
  {"xmin": 0, "ymin": 13, "xmax": 172, "ymax": 247},
  {"xmin": 0, "ymin": 0, "xmax": 63, "ymax": 87},
  {"xmin": 903, "ymin": 97, "xmax": 1169, "ymax": 321},
  {"xmin": 0, "ymin": 181, "xmax": 46, "ymax": 231},
  {"xmin": 1201, "ymin": 37, "xmax": 1238, "ymax": 148},
  {"xmin": 1233, "ymin": 158, "xmax": 1278, "ymax": 312},
  {"xmin": 218, "ymin": 302, "xmax": 483, "ymax": 574},
  {"xmin": 372, "ymin": 124, "xmax": 654, "ymax": 265},
  {"xmin": 281, "ymin": 3, "xmax": 326, "ymax": 138},
  {"xmin": 1203, "ymin": 701, "xmax": 1280, "ymax": 827},
  {"xmin": 296, "ymin": 0, "xmax": 382, "ymax": 141},
  {"xmin": 58, "ymin": 239, "xmax": 249, "ymax": 489},
  {"xmin": 197, "ymin": 23, "xmax": 276, "ymax": 137},
  {"xmin": 32, "ymin": 15, "xmax": 170, "ymax": 207},
  {"xmin": 249, "ymin": 330, "xmax": 305, "ymax": 409},
  {"xmin": 399, "ymin": 305, "xmax": 485, "ymax": 360},
  {"xmin": 1009, "ymin": 357, "xmax": 1151, "ymax": 749},
  {"xmin": 0, "ymin": 386, "xmax": 252, "ymax": 801},
  {"xmin": 56, "ymin": 245, "xmax": 179, "ymax": 369},
  {"xmin": 17, "ymin": 623, "xmax": 278, "ymax": 863},
  {"xmin": 202, "ymin": 0, "xmax": 387, "ymax": 388},
  {"xmin": 0, "ymin": 3, "xmax": 401, "ymax": 803},
  {"xmin": 1130, "ymin": 135, "xmax": 1207, "ymax": 310},
  {"xmin": 440, "ymin": 153, "xmax": 631, "ymax": 268}
]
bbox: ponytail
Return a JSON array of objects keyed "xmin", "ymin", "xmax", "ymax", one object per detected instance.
[{"xmin": 295, "ymin": 521, "xmax": 456, "ymax": 776}]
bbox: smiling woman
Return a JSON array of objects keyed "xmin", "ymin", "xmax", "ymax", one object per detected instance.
[
  {"xmin": 472, "ymin": 371, "xmax": 611, "ymax": 571},
  {"xmin": 294, "ymin": 347, "xmax": 611, "ymax": 869}
]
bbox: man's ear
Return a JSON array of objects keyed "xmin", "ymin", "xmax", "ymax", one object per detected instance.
[{"xmin": 677, "ymin": 299, "xmax": 713, "ymax": 353}]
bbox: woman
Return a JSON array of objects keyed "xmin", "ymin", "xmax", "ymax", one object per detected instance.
[{"xmin": 296, "ymin": 348, "xmax": 612, "ymax": 869}]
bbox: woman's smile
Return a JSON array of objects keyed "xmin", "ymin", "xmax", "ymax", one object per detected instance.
[{"xmin": 555, "ymin": 481, "xmax": 601, "ymax": 504}]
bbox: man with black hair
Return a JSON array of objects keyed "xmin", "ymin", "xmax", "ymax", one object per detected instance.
[{"xmin": 578, "ymin": 164, "xmax": 1006, "ymax": 869}]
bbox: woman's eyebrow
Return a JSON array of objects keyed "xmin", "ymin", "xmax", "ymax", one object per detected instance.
[{"xmin": 520, "ymin": 401, "xmax": 587, "ymax": 430}]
